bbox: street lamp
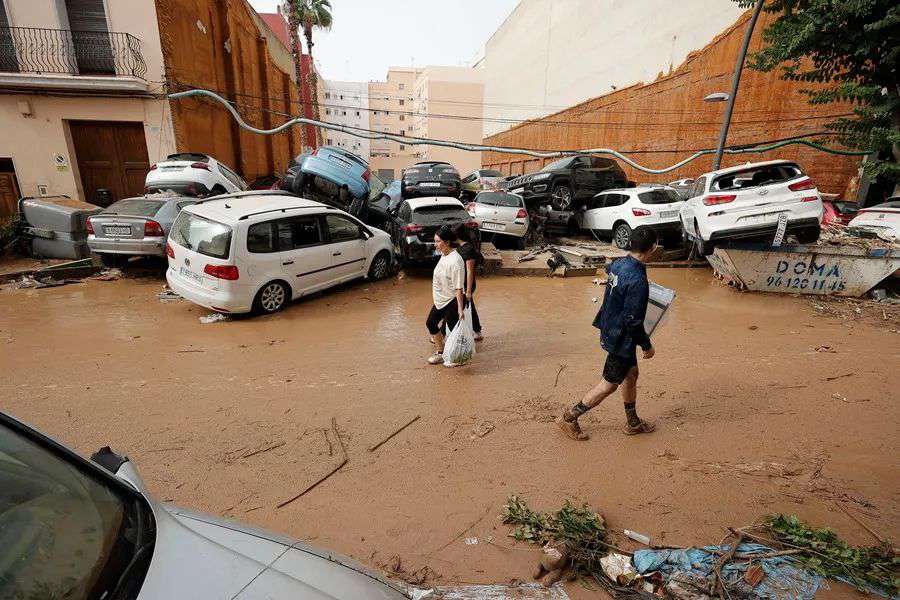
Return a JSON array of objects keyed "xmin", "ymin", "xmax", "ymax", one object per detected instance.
[{"xmin": 709, "ymin": 0, "xmax": 766, "ymax": 170}]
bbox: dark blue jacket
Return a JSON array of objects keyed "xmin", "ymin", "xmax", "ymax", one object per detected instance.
[{"xmin": 592, "ymin": 255, "xmax": 652, "ymax": 357}]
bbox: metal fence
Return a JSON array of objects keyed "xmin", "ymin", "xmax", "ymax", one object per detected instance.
[{"xmin": 0, "ymin": 27, "xmax": 147, "ymax": 80}]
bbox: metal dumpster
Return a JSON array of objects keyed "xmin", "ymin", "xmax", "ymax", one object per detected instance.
[
  {"xmin": 20, "ymin": 196, "xmax": 102, "ymax": 259},
  {"xmin": 707, "ymin": 243, "xmax": 900, "ymax": 297}
]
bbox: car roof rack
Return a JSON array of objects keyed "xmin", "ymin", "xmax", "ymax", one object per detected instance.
[
  {"xmin": 192, "ymin": 190, "xmax": 298, "ymax": 206},
  {"xmin": 237, "ymin": 205, "xmax": 334, "ymax": 221}
]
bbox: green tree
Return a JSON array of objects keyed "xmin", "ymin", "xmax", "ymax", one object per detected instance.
[
  {"xmin": 284, "ymin": 0, "xmax": 333, "ymax": 147},
  {"xmin": 735, "ymin": 0, "xmax": 900, "ymax": 192}
]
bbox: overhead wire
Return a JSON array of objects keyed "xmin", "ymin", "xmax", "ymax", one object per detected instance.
[{"xmin": 168, "ymin": 88, "xmax": 870, "ymax": 175}]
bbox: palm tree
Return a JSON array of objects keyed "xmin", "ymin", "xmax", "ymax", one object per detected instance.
[
  {"xmin": 285, "ymin": 0, "xmax": 332, "ymax": 147},
  {"xmin": 285, "ymin": 4, "xmax": 307, "ymax": 151}
]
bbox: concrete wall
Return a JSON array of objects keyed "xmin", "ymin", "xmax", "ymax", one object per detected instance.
[
  {"xmin": 0, "ymin": 0, "xmax": 175, "ymax": 200},
  {"xmin": 480, "ymin": 0, "xmax": 745, "ymax": 137},
  {"xmin": 322, "ymin": 80, "xmax": 369, "ymax": 161},
  {"xmin": 483, "ymin": 11, "xmax": 862, "ymax": 197}
]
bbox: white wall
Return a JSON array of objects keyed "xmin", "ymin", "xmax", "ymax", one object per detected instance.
[
  {"xmin": 322, "ymin": 80, "xmax": 370, "ymax": 162},
  {"xmin": 480, "ymin": 0, "xmax": 745, "ymax": 137}
]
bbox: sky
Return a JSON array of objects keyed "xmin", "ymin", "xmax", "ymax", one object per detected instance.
[{"xmin": 246, "ymin": 0, "xmax": 519, "ymax": 82}]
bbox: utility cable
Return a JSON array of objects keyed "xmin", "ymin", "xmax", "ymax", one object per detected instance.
[{"xmin": 168, "ymin": 88, "xmax": 870, "ymax": 175}]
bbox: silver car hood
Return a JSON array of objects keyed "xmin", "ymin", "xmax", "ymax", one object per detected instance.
[{"xmin": 135, "ymin": 501, "xmax": 408, "ymax": 600}]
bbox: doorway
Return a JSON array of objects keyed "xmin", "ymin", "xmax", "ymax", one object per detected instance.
[
  {"xmin": 69, "ymin": 121, "xmax": 150, "ymax": 206},
  {"xmin": 0, "ymin": 158, "xmax": 20, "ymax": 218},
  {"xmin": 64, "ymin": 0, "xmax": 115, "ymax": 75}
]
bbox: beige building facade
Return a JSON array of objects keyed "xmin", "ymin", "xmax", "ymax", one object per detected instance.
[
  {"xmin": 478, "ymin": 0, "xmax": 745, "ymax": 138},
  {"xmin": 0, "ymin": 0, "xmax": 175, "ymax": 213},
  {"xmin": 367, "ymin": 66, "xmax": 483, "ymax": 183}
]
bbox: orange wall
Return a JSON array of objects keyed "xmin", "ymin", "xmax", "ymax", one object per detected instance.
[
  {"xmin": 482, "ymin": 12, "xmax": 861, "ymax": 197},
  {"xmin": 156, "ymin": 0, "xmax": 307, "ymax": 181}
]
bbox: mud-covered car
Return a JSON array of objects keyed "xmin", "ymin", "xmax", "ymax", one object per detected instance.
[
  {"xmin": 401, "ymin": 161, "xmax": 461, "ymax": 199},
  {"xmin": 505, "ymin": 155, "xmax": 628, "ymax": 211}
]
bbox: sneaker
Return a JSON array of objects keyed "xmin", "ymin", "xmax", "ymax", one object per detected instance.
[
  {"xmin": 427, "ymin": 352, "xmax": 443, "ymax": 365},
  {"xmin": 556, "ymin": 412, "xmax": 590, "ymax": 441},
  {"xmin": 474, "ymin": 332, "xmax": 484, "ymax": 341}
]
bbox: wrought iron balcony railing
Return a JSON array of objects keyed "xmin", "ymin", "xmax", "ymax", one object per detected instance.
[{"xmin": 0, "ymin": 27, "xmax": 147, "ymax": 80}]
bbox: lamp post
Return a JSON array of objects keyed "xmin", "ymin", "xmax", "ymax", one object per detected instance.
[{"xmin": 709, "ymin": 0, "xmax": 766, "ymax": 170}]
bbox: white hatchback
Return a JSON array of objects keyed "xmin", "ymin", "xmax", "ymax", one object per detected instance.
[
  {"xmin": 165, "ymin": 192, "xmax": 394, "ymax": 314},
  {"xmin": 575, "ymin": 186, "xmax": 685, "ymax": 249},
  {"xmin": 146, "ymin": 153, "xmax": 248, "ymax": 197},
  {"xmin": 679, "ymin": 160, "xmax": 823, "ymax": 255},
  {"xmin": 847, "ymin": 198, "xmax": 900, "ymax": 240}
]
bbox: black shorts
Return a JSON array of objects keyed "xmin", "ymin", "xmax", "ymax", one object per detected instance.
[
  {"xmin": 426, "ymin": 298, "xmax": 460, "ymax": 335},
  {"xmin": 602, "ymin": 352, "xmax": 637, "ymax": 384}
]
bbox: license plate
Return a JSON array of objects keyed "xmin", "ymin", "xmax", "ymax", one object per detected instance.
[
  {"xmin": 179, "ymin": 266, "xmax": 203, "ymax": 284},
  {"xmin": 743, "ymin": 212, "xmax": 781, "ymax": 225},
  {"xmin": 509, "ymin": 187, "xmax": 524, "ymax": 194},
  {"xmin": 103, "ymin": 225, "xmax": 131, "ymax": 236},
  {"xmin": 659, "ymin": 210, "xmax": 678, "ymax": 218},
  {"xmin": 420, "ymin": 182, "xmax": 441, "ymax": 187},
  {"xmin": 328, "ymin": 156, "xmax": 351, "ymax": 169},
  {"xmin": 482, "ymin": 222, "xmax": 505, "ymax": 231}
]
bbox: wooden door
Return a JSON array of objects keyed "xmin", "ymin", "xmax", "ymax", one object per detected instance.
[
  {"xmin": 0, "ymin": 172, "xmax": 19, "ymax": 218},
  {"xmin": 70, "ymin": 121, "xmax": 150, "ymax": 206},
  {"xmin": 65, "ymin": 0, "xmax": 115, "ymax": 75}
]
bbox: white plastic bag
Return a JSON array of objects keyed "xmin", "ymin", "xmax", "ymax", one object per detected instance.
[{"xmin": 443, "ymin": 306, "xmax": 475, "ymax": 367}]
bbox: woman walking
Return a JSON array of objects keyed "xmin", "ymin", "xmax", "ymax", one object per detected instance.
[
  {"xmin": 455, "ymin": 224, "xmax": 483, "ymax": 341},
  {"xmin": 426, "ymin": 225, "xmax": 466, "ymax": 365}
]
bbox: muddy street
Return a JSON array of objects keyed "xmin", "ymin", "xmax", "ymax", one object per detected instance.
[{"xmin": 1, "ymin": 269, "xmax": 896, "ymax": 598}]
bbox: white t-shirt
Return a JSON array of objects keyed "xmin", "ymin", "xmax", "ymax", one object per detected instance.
[{"xmin": 432, "ymin": 250, "xmax": 466, "ymax": 309}]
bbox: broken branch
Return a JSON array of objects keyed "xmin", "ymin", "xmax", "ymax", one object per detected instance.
[
  {"xmin": 368, "ymin": 415, "xmax": 421, "ymax": 452},
  {"xmin": 834, "ymin": 502, "xmax": 888, "ymax": 545},
  {"xmin": 553, "ymin": 364, "xmax": 567, "ymax": 388},
  {"xmin": 241, "ymin": 441, "xmax": 285, "ymax": 459},
  {"xmin": 711, "ymin": 532, "xmax": 745, "ymax": 598},
  {"xmin": 275, "ymin": 457, "xmax": 348, "ymax": 509}
]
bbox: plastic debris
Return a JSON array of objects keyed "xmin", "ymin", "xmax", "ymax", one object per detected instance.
[
  {"xmin": 90, "ymin": 268, "xmax": 122, "ymax": 281},
  {"xmin": 633, "ymin": 543, "xmax": 823, "ymax": 600},
  {"xmin": 464, "ymin": 537, "xmax": 478, "ymax": 545},
  {"xmin": 199, "ymin": 313, "xmax": 228, "ymax": 324},
  {"xmin": 157, "ymin": 289, "xmax": 182, "ymax": 301},
  {"xmin": 624, "ymin": 529, "xmax": 651, "ymax": 545},
  {"xmin": 599, "ymin": 553, "xmax": 639, "ymax": 586},
  {"xmin": 409, "ymin": 583, "xmax": 569, "ymax": 600}
]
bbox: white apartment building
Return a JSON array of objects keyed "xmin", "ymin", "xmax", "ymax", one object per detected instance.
[
  {"xmin": 322, "ymin": 80, "xmax": 370, "ymax": 162},
  {"xmin": 478, "ymin": 0, "xmax": 745, "ymax": 137}
]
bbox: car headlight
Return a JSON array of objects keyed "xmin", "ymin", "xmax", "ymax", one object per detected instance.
[{"xmin": 532, "ymin": 173, "xmax": 551, "ymax": 181}]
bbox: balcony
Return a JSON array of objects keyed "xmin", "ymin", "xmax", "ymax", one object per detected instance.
[{"xmin": 0, "ymin": 27, "xmax": 148, "ymax": 93}]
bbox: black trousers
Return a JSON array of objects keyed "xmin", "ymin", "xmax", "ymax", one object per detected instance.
[{"xmin": 426, "ymin": 298, "xmax": 460, "ymax": 336}]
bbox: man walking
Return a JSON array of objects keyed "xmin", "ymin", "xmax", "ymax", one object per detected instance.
[{"xmin": 558, "ymin": 228, "xmax": 658, "ymax": 440}]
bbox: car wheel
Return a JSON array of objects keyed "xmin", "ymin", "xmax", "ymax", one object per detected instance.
[
  {"xmin": 515, "ymin": 236, "xmax": 526, "ymax": 250},
  {"xmin": 693, "ymin": 235, "xmax": 714, "ymax": 257},
  {"xmin": 253, "ymin": 281, "xmax": 289, "ymax": 314},
  {"xmin": 613, "ymin": 223, "xmax": 632, "ymax": 250},
  {"xmin": 99, "ymin": 253, "xmax": 124, "ymax": 268},
  {"xmin": 211, "ymin": 185, "xmax": 227, "ymax": 197},
  {"xmin": 794, "ymin": 227, "xmax": 821, "ymax": 244},
  {"xmin": 368, "ymin": 251, "xmax": 392, "ymax": 280},
  {"xmin": 550, "ymin": 183, "xmax": 572, "ymax": 210}
]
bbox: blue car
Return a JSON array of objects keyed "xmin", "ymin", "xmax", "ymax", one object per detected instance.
[{"xmin": 281, "ymin": 146, "xmax": 384, "ymax": 221}]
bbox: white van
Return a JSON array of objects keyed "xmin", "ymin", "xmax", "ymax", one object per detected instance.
[{"xmin": 165, "ymin": 192, "xmax": 393, "ymax": 314}]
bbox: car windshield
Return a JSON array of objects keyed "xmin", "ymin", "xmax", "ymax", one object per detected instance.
[
  {"xmin": 541, "ymin": 157, "xmax": 575, "ymax": 171},
  {"xmin": 170, "ymin": 212, "xmax": 233, "ymax": 259},
  {"xmin": 480, "ymin": 169, "xmax": 503, "ymax": 177},
  {"xmin": 368, "ymin": 172, "xmax": 386, "ymax": 201},
  {"xmin": 103, "ymin": 199, "xmax": 165, "ymax": 217},
  {"xmin": 0, "ymin": 421, "xmax": 150, "ymax": 600},
  {"xmin": 638, "ymin": 189, "xmax": 681, "ymax": 204},
  {"xmin": 477, "ymin": 192, "xmax": 522, "ymax": 207},
  {"xmin": 413, "ymin": 205, "xmax": 469, "ymax": 225}
]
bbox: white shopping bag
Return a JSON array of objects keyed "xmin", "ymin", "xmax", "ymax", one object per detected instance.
[{"xmin": 443, "ymin": 306, "xmax": 476, "ymax": 367}]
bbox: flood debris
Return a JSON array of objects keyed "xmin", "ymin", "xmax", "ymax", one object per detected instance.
[
  {"xmin": 199, "ymin": 313, "xmax": 228, "ymax": 324},
  {"xmin": 276, "ymin": 418, "xmax": 348, "ymax": 508},
  {"xmin": 409, "ymin": 583, "xmax": 570, "ymax": 600},
  {"xmin": 157, "ymin": 287, "xmax": 181, "ymax": 301},
  {"xmin": 15, "ymin": 274, "xmax": 82, "ymax": 289},
  {"xmin": 90, "ymin": 268, "xmax": 123, "ymax": 281},
  {"xmin": 368, "ymin": 414, "xmax": 421, "ymax": 452}
]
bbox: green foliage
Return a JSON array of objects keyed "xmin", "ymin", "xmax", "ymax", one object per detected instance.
[
  {"xmin": 733, "ymin": 0, "xmax": 900, "ymax": 181},
  {"xmin": 285, "ymin": 0, "xmax": 333, "ymax": 37},
  {"xmin": 765, "ymin": 514, "xmax": 899, "ymax": 596},
  {"xmin": 502, "ymin": 495, "xmax": 609, "ymax": 575}
]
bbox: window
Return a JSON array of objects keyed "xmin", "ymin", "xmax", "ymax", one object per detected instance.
[
  {"xmin": 340, "ymin": 94, "xmax": 344, "ymax": 100},
  {"xmin": 247, "ymin": 221, "xmax": 278, "ymax": 253},
  {"xmin": 400, "ymin": 130, "xmax": 405, "ymax": 136},
  {"xmin": 342, "ymin": 110, "xmax": 347, "ymax": 116},
  {"xmin": 399, "ymin": 83, "xmax": 405, "ymax": 90},
  {"xmin": 218, "ymin": 164, "xmax": 247, "ymax": 189},
  {"xmin": 327, "ymin": 138, "xmax": 333, "ymax": 145},
  {"xmin": 400, "ymin": 145, "xmax": 406, "ymax": 150},
  {"xmin": 170, "ymin": 212, "xmax": 232, "ymax": 259},
  {"xmin": 462, "ymin": 173, "xmax": 477, "ymax": 184},
  {"xmin": 399, "ymin": 99, "xmax": 405, "ymax": 106},
  {"xmin": 325, "ymin": 92, "xmax": 331, "ymax": 99},
  {"xmin": 689, "ymin": 177, "xmax": 707, "ymax": 198},
  {"xmin": 712, "ymin": 163, "xmax": 803, "ymax": 192},
  {"xmin": 399, "ymin": 115, "xmax": 405, "ymax": 121},
  {"xmin": 356, "ymin": 111, "xmax": 360, "ymax": 117},
  {"xmin": 374, "ymin": 111, "xmax": 379, "ymax": 116},
  {"xmin": 326, "ymin": 109, "xmax": 331, "ymax": 115},
  {"xmin": 602, "ymin": 194, "xmax": 627, "ymax": 208},
  {"xmin": 385, "ymin": 111, "xmax": 390, "ymax": 116},
  {"xmin": 327, "ymin": 214, "xmax": 362, "ymax": 243},
  {"xmin": 104, "ymin": 198, "xmax": 164, "ymax": 217},
  {"xmin": 480, "ymin": 169, "xmax": 503, "ymax": 177},
  {"xmin": 278, "ymin": 216, "xmax": 322, "ymax": 249},
  {"xmin": 638, "ymin": 189, "xmax": 681, "ymax": 204},
  {"xmin": 399, "ymin": 202, "xmax": 412, "ymax": 222}
]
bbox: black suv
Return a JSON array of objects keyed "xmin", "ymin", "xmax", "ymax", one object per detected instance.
[
  {"xmin": 388, "ymin": 197, "xmax": 478, "ymax": 262},
  {"xmin": 505, "ymin": 156, "xmax": 628, "ymax": 211},
  {"xmin": 401, "ymin": 161, "xmax": 461, "ymax": 199}
]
